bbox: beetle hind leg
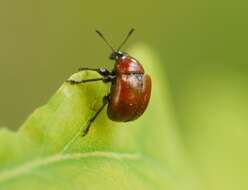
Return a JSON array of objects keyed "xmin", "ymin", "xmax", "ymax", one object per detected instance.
[{"xmin": 82, "ymin": 94, "xmax": 110, "ymax": 136}]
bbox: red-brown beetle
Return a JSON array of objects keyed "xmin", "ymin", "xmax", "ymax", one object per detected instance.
[{"xmin": 67, "ymin": 29, "xmax": 152, "ymax": 136}]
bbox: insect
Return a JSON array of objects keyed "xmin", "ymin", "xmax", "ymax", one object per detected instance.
[{"xmin": 67, "ymin": 29, "xmax": 152, "ymax": 136}]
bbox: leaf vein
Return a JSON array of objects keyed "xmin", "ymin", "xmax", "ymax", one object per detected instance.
[{"xmin": 0, "ymin": 151, "xmax": 141, "ymax": 184}]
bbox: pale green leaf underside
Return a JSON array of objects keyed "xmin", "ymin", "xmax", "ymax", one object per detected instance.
[{"xmin": 0, "ymin": 44, "xmax": 196, "ymax": 190}]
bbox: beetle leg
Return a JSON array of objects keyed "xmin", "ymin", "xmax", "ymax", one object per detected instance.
[
  {"xmin": 78, "ymin": 67, "xmax": 111, "ymax": 76},
  {"xmin": 66, "ymin": 75, "xmax": 114, "ymax": 84},
  {"xmin": 82, "ymin": 94, "xmax": 110, "ymax": 136}
]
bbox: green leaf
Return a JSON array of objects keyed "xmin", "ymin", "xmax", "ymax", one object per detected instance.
[{"xmin": 0, "ymin": 44, "xmax": 196, "ymax": 190}]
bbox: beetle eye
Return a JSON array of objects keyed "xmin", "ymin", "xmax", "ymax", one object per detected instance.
[{"xmin": 109, "ymin": 53, "xmax": 116, "ymax": 60}]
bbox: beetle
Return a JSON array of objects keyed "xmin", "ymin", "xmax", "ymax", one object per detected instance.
[{"xmin": 67, "ymin": 29, "xmax": 152, "ymax": 136}]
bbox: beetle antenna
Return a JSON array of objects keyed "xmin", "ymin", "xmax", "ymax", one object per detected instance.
[
  {"xmin": 117, "ymin": 28, "xmax": 135, "ymax": 51},
  {"xmin": 95, "ymin": 30, "xmax": 115, "ymax": 52}
]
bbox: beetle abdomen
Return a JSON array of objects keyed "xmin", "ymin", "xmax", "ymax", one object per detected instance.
[{"xmin": 107, "ymin": 73, "xmax": 151, "ymax": 122}]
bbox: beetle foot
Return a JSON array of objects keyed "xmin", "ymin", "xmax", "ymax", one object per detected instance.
[
  {"xmin": 66, "ymin": 79, "xmax": 78, "ymax": 85},
  {"xmin": 82, "ymin": 126, "xmax": 90, "ymax": 136}
]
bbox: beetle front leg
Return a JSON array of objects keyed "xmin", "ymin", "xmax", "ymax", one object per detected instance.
[
  {"xmin": 82, "ymin": 94, "xmax": 110, "ymax": 136},
  {"xmin": 78, "ymin": 67, "xmax": 112, "ymax": 76},
  {"xmin": 66, "ymin": 75, "xmax": 115, "ymax": 84}
]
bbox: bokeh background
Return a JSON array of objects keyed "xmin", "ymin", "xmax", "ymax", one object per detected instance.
[{"xmin": 0, "ymin": 0, "xmax": 247, "ymax": 189}]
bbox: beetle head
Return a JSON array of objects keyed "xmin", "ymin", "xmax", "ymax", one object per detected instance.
[{"xmin": 109, "ymin": 51, "xmax": 125, "ymax": 60}]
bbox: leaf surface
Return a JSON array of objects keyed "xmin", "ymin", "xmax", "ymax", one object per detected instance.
[{"xmin": 0, "ymin": 44, "xmax": 195, "ymax": 190}]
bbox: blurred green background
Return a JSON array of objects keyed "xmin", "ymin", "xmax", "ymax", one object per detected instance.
[{"xmin": 0, "ymin": 0, "xmax": 247, "ymax": 189}]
